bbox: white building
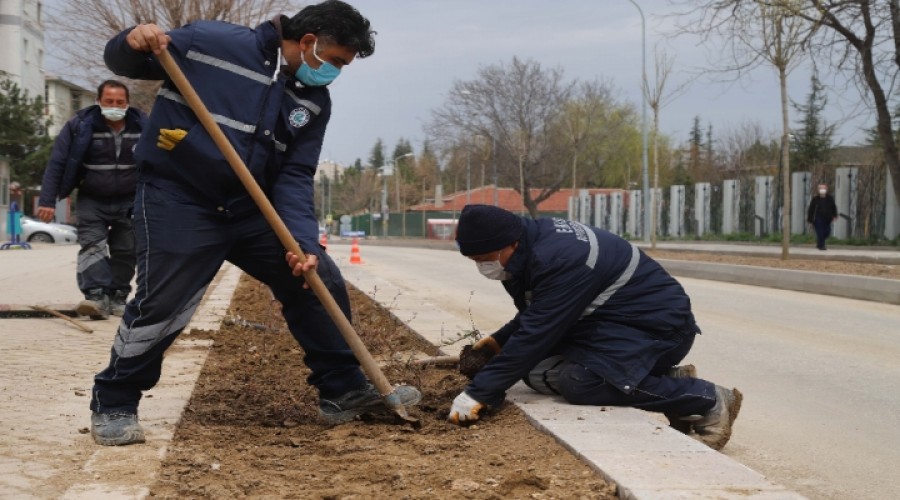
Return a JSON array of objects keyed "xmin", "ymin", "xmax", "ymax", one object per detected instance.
[
  {"xmin": 0, "ymin": 0, "xmax": 45, "ymax": 98},
  {"xmin": 315, "ymin": 159, "xmax": 347, "ymax": 183},
  {"xmin": 44, "ymin": 76, "xmax": 95, "ymax": 136}
]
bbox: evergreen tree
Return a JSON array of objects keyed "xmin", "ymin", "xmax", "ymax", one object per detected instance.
[
  {"xmin": 790, "ymin": 75, "xmax": 835, "ymax": 171},
  {"xmin": 391, "ymin": 138, "xmax": 415, "ymax": 181},
  {"xmin": 688, "ymin": 116, "xmax": 703, "ymax": 177},
  {"xmin": 0, "ymin": 78, "xmax": 53, "ymax": 185},
  {"xmin": 368, "ymin": 138, "xmax": 385, "ymax": 169}
]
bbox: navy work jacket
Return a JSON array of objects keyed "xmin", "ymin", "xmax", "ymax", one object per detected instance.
[
  {"xmin": 38, "ymin": 106, "xmax": 147, "ymax": 207},
  {"xmin": 104, "ymin": 18, "xmax": 330, "ymax": 254},
  {"xmin": 466, "ymin": 217, "xmax": 700, "ymax": 407}
]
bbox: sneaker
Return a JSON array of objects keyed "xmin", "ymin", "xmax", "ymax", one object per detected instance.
[
  {"xmin": 319, "ymin": 383, "xmax": 422, "ymax": 425},
  {"xmin": 90, "ymin": 412, "xmax": 146, "ymax": 446},
  {"xmin": 76, "ymin": 288, "xmax": 110, "ymax": 320},
  {"xmin": 109, "ymin": 290, "xmax": 129, "ymax": 317},
  {"xmin": 691, "ymin": 385, "xmax": 743, "ymax": 450},
  {"xmin": 665, "ymin": 364, "xmax": 698, "ymax": 434}
]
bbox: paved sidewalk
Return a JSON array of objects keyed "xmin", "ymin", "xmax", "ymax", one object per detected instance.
[{"xmin": 0, "ymin": 243, "xmax": 239, "ymax": 499}]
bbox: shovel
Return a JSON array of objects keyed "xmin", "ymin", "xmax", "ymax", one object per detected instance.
[{"xmin": 157, "ymin": 48, "xmax": 418, "ymax": 426}]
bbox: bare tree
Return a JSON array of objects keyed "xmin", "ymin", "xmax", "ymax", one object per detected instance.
[
  {"xmin": 428, "ymin": 57, "xmax": 573, "ymax": 217},
  {"xmin": 646, "ymin": 47, "xmax": 692, "ymax": 248},
  {"xmin": 333, "ymin": 165, "xmax": 380, "ymax": 216},
  {"xmin": 675, "ymin": 0, "xmax": 810, "ymax": 258},
  {"xmin": 47, "ymin": 0, "xmax": 295, "ymax": 109},
  {"xmin": 781, "ymin": 0, "xmax": 900, "ymax": 207}
]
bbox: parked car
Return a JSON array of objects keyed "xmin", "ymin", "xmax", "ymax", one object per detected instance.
[{"xmin": 19, "ymin": 216, "xmax": 78, "ymax": 244}]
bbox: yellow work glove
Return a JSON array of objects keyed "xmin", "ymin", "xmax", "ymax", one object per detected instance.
[
  {"xmin": 447, "ymin": 391, "xmax": 487, "ymax": 425},
  {"xmin": 473, "ymin": 335, "xmax": 501, "ymax": 354},
  {"xmin": 157, "ymin": 128, "xmax": 188, "ymax": 151}
]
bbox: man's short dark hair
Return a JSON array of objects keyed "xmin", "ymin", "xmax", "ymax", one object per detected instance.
[
  {"xmin": 97, "ymin": 79, "xmax": 129, "ymax": 102},
  {"xmin": 282, "ymin": 0, "xmax": 376, "ymax": 58}
]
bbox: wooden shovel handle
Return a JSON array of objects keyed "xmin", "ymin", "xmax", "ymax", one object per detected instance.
[{"xmin": 156, "ymin": 49, "xmax": 403, "ymax": 406}]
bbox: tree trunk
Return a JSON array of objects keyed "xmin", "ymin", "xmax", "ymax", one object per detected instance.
[
  {"xmin": 779, "ymin": 64, "xmax": 791, "ymax": 260},
  {"xmin": 651, "ymin": 106, "xmax": 660, "ymax": 250}
]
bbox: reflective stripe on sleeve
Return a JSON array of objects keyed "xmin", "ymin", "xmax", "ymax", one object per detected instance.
[
  {"xmin": 186, "ymin": 50, "xmax": 272, "ymax": 85},
  {"xmin": 157, "ymin": 88, "xmax": 257, "ymax": 134}
]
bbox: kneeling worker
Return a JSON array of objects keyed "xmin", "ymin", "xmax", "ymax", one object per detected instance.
[{"xmin": 447, "ymin": 204, "xmax": 742, "ymax": 450}]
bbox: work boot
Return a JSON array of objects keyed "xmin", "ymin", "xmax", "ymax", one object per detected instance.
[
  {"xmin": 319, "ymin": 383, "xmax": 422, "ymax": 425},
  {"xmin": 108, "ymin": 290, "xmax": 129, "ymax": 317},
  {"xmin": 668, "ymin": 364, "xmax": 697, "ymax": 379},
  {"xmin": 90, "ymin": 412, "xmax": 146, "ymax": 446},
  {"xmin": 665, "ymin": 364, "xmax": 698, "ymax": 434},
  {"xmin": 76, "ymin": 288, "xmax": 110, "ymax": 320},
  {"xmin": 691, "ymin": 385, "xmax": 743, "ymax": 450}
]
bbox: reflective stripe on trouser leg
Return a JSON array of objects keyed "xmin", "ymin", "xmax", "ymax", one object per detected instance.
[
  {"xmin": 92, "ymin": 182, "xmax": 228, "ymax": 413},
  {"xmin": 75, "ymin": 195, "xmax": 112, "ymax": 293},
  {"xmin": 524, "ymin": 355, "xmax": 566, "ymax": 395},
  {"xmin": 556, "ymin": 362, "xmax": 717, "ymax": 416}
]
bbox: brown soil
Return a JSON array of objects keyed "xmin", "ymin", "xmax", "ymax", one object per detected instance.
[{"xmin": 150, "ymin": 277, "xmax": 616, "ymax": 499}]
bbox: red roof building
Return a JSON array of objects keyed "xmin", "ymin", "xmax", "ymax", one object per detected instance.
[{"xmin": 408, "ymin": 185, "xmax": 628, "ymax": 213}]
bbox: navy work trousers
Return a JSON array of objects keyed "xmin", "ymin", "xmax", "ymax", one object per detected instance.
[
  {"xmin": 813, "ymin": 217, "xmax": 832, "ymax": 249},
  {"xmin": 557, "ymin": 334, "xmax": 717, "ymax": 417},
  {"xmin": 75, "ymin": 193, "xmax": 136, "ymax": 296},
  {"xmin": 91, "ymin": 182, "xmax": 365, "ymax": 414}
]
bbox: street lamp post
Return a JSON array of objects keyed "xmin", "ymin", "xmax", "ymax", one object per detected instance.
[
  {"xmin": 627, "ymin": 0, "xmax": 650, "ymax": 242},
  {"xmin": 392, "ymin": 152, "xmax": 414, "ymax": 238},
  {"xmin": 380, "ymin": 167, "xmax": 389, "ymax": 238}
]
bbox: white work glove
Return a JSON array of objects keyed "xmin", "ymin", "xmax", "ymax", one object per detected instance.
[{"xmin": 447, "ymin": 391, "xmax": 486, "ymax": 425}]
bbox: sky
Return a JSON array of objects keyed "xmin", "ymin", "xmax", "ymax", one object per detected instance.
[
  {"xmin": 317, "ymin": 0, "xmax": 871, "ymax": 167},
  {"xmin": 44, "ymin": 0, "xmax": 873, "ymax": 168}
]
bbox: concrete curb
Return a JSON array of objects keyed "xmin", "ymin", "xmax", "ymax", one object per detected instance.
[{"xmin": 658, "ymin": 260, "xmax": 900, "ymax": 305}]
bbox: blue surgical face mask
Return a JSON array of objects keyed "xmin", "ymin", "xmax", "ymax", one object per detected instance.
[
  {"xmin": 100, "ymin": 106, "xmax": 128, "ymax": 122},
  {"xmin": 295, "ymin": 39, "xmax": 340, "ymax": 86}
]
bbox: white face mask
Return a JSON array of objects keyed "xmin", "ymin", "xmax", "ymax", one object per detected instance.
[
  {"xmin": 476, "ymin": 260, "xmax": 510, "ymax": 280},
  {"xmin": 818, "ymin": 189, "xmax": 827, "ymax": 195},
  {"xmin": 100, "ymin": 106, "xmax": 128, "ymax": 122}
]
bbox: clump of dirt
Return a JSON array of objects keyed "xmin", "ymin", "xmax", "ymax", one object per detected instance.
[
  {"xmin": 458, "ymin": 344, "xmax": 496, "ymax": 380},
  {"xmin": 151, "ymin": 276, "xmax": 616, "ymax": 499}
]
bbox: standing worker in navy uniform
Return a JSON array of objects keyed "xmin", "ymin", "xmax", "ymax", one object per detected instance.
[
  {"xmin": 89, "ymin": 0, "xmax": 420, "ymax": 447},
  {"xmin": 806, "ymin": 183, "xmax": 838, "ymax": 250},
  {"xmin": 448, "ymin": 205, "xmax": 743, "ymax": 451},
  {"xmin": 37, "ymin": 80, "xmax": 147, "ymax": 319}
]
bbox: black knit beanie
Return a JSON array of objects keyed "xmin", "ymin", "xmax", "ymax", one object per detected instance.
[{"xmin": 455, "ymin": 204, "xmax": 524, "ymax": 256}]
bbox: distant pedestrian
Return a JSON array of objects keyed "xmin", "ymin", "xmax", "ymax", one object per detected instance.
[
  {"xmin": 806, "ymin": 183, "xmax": 838, "ymax": 250},
  {"xmin": 37, "ymin": 80, "xmax": 147, "ymax": 319}
]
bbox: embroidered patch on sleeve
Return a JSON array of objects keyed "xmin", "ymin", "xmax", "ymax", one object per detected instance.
[{"xmin": 289, "ymin": 107, "xmax": 311, "ymax": 128}]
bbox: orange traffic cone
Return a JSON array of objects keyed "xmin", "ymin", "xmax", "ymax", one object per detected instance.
[
  {"xmin": 319, "ymin": 232, "xmax": 328, "ymax": 249},
  {"xmin": 349, "ymin": 237, "xmax": 363, "ymax": 264}
]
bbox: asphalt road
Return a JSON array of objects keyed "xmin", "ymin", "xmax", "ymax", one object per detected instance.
[{"xmin": 328, "ymin": 242, "xmax": 900, "ymax": 500}]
